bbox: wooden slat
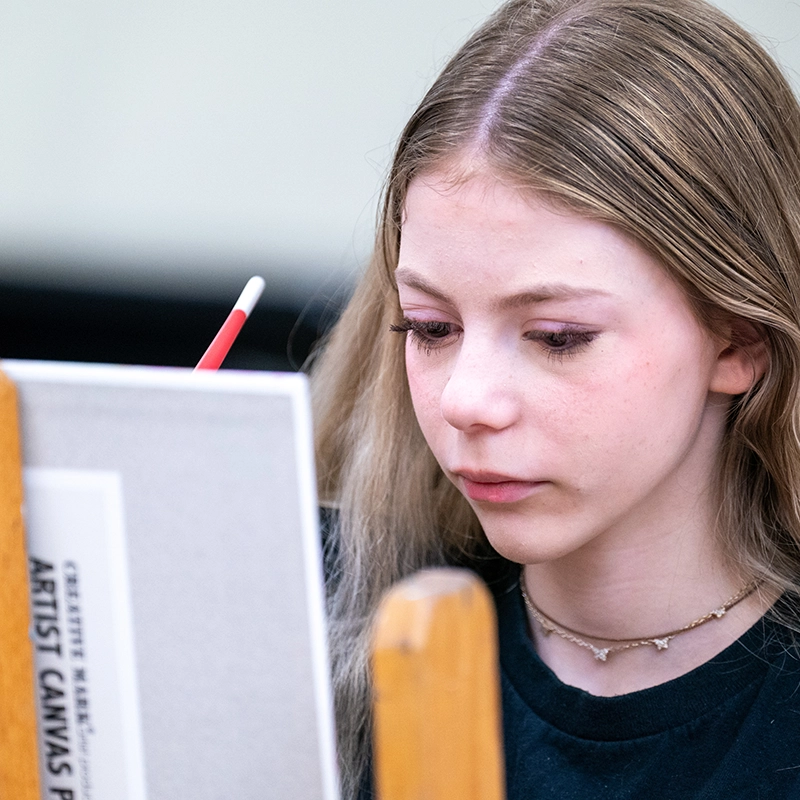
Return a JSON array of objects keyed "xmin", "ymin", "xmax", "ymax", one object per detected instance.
[
  {"xmin": 0, "ymin": 371, "xmax": 40, "ymax": 798},
  {"xmin": 371, "ymin": 568, "xmax": 505, "ymax": 800}
]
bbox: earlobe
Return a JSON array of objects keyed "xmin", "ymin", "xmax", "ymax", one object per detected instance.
[{"xmin": 709, "ymin": 320, "xmax": 769, "ymax": 396}]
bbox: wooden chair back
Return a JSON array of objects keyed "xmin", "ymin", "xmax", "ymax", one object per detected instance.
[{"xmin": 371, "ymin": 567, "xmax": 505, "ymax": 800}]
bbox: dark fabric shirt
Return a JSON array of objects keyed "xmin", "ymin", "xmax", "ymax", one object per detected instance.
[{"xmin": 490, "ymin": 565, "xmax": 800, "ymax": 799}]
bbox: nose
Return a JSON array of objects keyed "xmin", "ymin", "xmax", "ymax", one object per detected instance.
[{"xmin": 439, "ymin": 340, "xmax": 520, "ymax": 432}]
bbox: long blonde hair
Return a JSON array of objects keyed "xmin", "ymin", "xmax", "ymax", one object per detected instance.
[{"xmin": 311, "ymin": 0, "xmax": 800, "ymax": 793}]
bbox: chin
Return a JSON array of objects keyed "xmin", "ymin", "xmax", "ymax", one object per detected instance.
[
  {"xmin": 482, "ymin": 530, "xmax": 575, "ymax": 565},
  {"xmin": 478, "ymin": 515, "xmax": 594, "ymax": 565}
]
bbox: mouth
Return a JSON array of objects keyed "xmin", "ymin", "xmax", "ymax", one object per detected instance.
[{"xmin": 454, "ymin": 470, "xmax": 546, "ymax": 504}]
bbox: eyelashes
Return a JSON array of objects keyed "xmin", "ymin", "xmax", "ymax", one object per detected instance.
[
  {"xmin": 390, "ymin": 318, "xmax": 597, "ymax": 361},
  {"xmin": 522, "ymin": 329, "xmax": 597, "ymax": 362},
  {"xmin": 389, "ymin": 319, "xmax": 455, "ymax": 355}
]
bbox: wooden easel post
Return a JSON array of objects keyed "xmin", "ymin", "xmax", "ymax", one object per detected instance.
[
  {"xmin": 371, "ymin": 568, "xmax": 505, "ymax": 800},
  {"xmin": 0, "ymin": 372, "xmax": 40, "ymax": 798}
]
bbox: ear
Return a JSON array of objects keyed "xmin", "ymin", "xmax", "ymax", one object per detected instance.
[{"xmin": 709, "ymin": 318, "xmax": 769, "ymax": 396}]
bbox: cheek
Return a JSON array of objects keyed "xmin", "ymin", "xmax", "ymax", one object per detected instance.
[
  {"xmin": 405, "ymin": 353, "xmax": 447, "ymax": 439},
  {"xmin": 558, "ymin": 352, "xmax": 712, "ymax": 470},
  {"xmin": 532, "ymin": 354, "xmax": 673, "ymax": 441},
  {"xmin": 406, "ymin": 361, "xmax": 434, "ymax": 411}
]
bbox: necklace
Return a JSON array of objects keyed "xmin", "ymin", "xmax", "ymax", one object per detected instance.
[{"xmin": 519, "ymin": 573, "xmax": 759, "ymax": 662}]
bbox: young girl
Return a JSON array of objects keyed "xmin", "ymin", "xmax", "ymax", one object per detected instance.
[{"xmin": 311, "ymin": 0, "xmax": 800, "ymax": 796}]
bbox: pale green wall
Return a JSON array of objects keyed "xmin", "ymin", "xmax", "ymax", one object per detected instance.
[
  {"xmin": 0, "ymin": 2, "xmax": 796, "ymax": 301},
  {"xmin": 714, "ymin": 1, "xmax": 800, "ymax": 90}
]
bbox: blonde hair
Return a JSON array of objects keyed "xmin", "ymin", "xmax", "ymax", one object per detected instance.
[{"xmin": 311, "ymin": 0, "xmax": 800, "ymax": 793}]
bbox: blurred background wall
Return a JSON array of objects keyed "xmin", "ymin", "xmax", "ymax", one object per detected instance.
[{"xmin": 1, "ymin": 0, "xmax": 798, "ymax": 370}]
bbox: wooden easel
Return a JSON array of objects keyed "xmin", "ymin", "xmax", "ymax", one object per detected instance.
[
  {"xmin": 372, "ymin": 568, "xmax": 505, "ymax": 800},
  {"xmin": 0, "ymin": 367, "xmax": 505, "ymax": 800},
  {"xmin": 0, "ymin": 372, "xmax": 40, "ymax": 798}
]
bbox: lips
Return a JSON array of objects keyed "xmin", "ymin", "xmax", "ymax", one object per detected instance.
[{"xmin": 455, "ymin": 470, "xmax": 545, "ymax": 504}]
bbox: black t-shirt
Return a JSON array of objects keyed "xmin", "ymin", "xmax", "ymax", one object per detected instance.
[{"xmin": 491, "ymin": 566, "xmax": 800, "ymax": 799}]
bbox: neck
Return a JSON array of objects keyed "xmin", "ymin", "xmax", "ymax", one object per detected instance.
[
  {"xmin": 521, "ymin": 576, "xmax": 758, "ymax": 660},
  {"xmin": 520, "ymin": 516, "xmax": 772, "ymax": 696}
]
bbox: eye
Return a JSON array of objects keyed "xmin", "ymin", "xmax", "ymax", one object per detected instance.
[
  {"xmin": 524, "ymin": 328, "xmax": 597, "ymax": 362},
  {"xmin": 390, "ymin": 318, "xmax": 459, "ymax": 354}
]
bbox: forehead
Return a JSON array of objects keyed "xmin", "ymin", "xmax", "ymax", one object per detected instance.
[
  {"xmin": 397, "ymin": 170, "xmax": 676, "ymax": 304},
  {"xmin": 401, "ymin": 169, "xmax": 640, "ymax": 256}
]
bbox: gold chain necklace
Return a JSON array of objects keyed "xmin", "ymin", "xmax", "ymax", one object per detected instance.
[{"xmin": 519, "ymin": 573, "xmax": 758, "ymax": 662}]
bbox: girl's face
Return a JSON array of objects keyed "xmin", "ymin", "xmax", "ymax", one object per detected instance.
[{"xmin": 396, "ymin": 170, "xmax": 730, "ymax": 565}]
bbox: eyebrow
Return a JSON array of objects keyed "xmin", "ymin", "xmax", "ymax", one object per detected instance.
[{"xmin": 394, "ymin": 267, "xmax": 612, "ymax": 310}]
